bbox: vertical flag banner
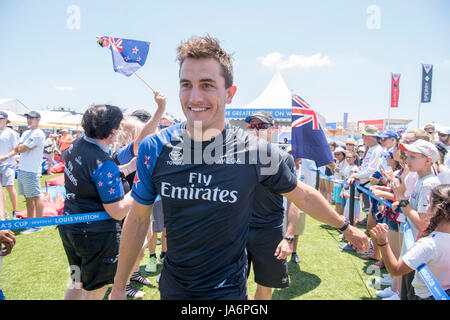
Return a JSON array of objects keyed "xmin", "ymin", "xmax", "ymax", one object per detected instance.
[
  {"xmin": 390, "ymin": 73, "xmax": 401, "ymax": 108},
  {"xmin": 291, "ymin": 95, "xmax": 334, "ymax": 167},
  {"xmin": 421, "ymin": 64, "xmax": 433, "ymax": 103},
  {"xmin": 99, "ymin": 36, "xmax": 150, "ymax": 77},
  {"xmin": 343, "ymin": 112, "xmax": 349, "ymax": 129}
]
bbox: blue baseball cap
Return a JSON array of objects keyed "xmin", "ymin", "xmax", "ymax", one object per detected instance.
[{"xmin": 379, "ymin": 129, "xmax": 399, "ymax": 139}]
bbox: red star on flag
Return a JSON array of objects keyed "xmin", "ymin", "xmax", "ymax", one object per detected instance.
[
  {"xmin": 107, "ymin": 173, "xmax": 112, "ymax": 178},
  {"xmin": 137, "ymin": 56, "xmax": 141, "ymax": 62},
  {"xmin": 145, "ymin": 156, "xmax": 150, "ymax": 168},
  {"xmin": 133, "ymin": 173, "xmax": 140, "ymax": 187},
  {"xmin": 98, "ymin": 181, "xmax": 103, "ymax": 187},
  {"xmin": 109, "ymin": 188, "xmax": 115, "ymax": 195},
  {"xmin": 132, "ymin": 46, "xmax": 139, "ymax": 54}
]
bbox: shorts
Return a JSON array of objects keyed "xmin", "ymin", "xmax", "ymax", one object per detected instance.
[
  {"xmin": 17, "ymin": 170, "xmax": 41, "ymax": 198},
  {"xmin": 151, "ymin": 200, "xmax": 164, "ymax": 233},
  {"xmin": 58, "ymin": 227, "xmax": 121, "ymax": 291},
  {"xmin": 383, "ymin": 217, "xmax": 400, "ymax": 232},
  {"xmin": 333, "ymin": 185, "xmax": 343, "ymax": 204},
  {"xmin": 0, "ymin": 165, "xmax": 15, "ymax": 187},
  {"xmin": 159, "ymin": 269, "xmax": 248, "ymax": 300},
  {"xmin": 246, "ymin": 226, "xmax": 289, "ymax": 288},
  {"xmin": 295, "ymin": 211, "xmax": 306, "ymax": 236}
]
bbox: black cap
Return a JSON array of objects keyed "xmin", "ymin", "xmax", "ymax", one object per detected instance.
[
  {"xmin": 435, "ymin": 141, "xmax": 448, "ymax": 156},
  {"xmin": 24, "ymin": 111, "xmax": 41, "ymax": 118},
  {"xmin": 0, "ymin": 111, "xmax": 10, "ymax": 123},
  {"xmin": 130, "ymin": 109, "xmax": 152, "ymax": 122},
  {"xmin": 245, "ymin": 111, "xmax": 274, "ymax": 126}
]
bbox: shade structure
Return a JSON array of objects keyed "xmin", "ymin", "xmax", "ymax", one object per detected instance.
[{"xmin": 226, "ymin": 71, "xmax": 292, "ymax": 120}]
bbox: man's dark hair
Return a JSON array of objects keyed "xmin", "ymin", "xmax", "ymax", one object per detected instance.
[
  {"xmin": 177, "ymin": 35, "xmax": 234, "ymax": 88},
  {"xmin": 82, "ymin": 104, "xmax": 123, "ymax": 139}
]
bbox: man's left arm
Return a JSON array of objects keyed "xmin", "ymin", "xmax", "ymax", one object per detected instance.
[
  {"xmin": 274, "ymin": 200, "xmax": 299, "ymax": 260},
  {"xmin": 283, "ymin": 180, "xmax": 370, "ymax": 252}
]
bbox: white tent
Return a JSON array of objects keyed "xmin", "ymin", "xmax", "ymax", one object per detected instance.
[
  {"xmin": 37, "ymin": 110, "xmax": 82, "ymax": 130},
  {"xmin": 226, "ymin": 71, "xmax": 292, "ymax": 120},
  {"xmin": 2, "ymin": 110, "xmax": 27, "ymax": 126},
  {"xmin": 0, "ymin": 98, "xmax": 30, "ymax": 114}
]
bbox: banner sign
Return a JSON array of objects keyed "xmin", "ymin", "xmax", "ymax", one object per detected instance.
[
  {"xmin": 357, "ymin": 119, "xmax": 384, "ymax": 131},
  {"xmin": 225, "ymin": 108, "xmax": 291, "ymax": 119},
  {"xmin": 390, "ymin": 73, "xmax": 400, "ymax": 108},
  {"xmin": 421, "ymin": 64, "xmax": 433, "ymax": 103}
]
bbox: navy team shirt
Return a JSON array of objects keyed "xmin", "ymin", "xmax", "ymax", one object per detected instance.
[
  {"xmin": 62, "ymin": 137, "xmax": 125, "ymax": 232},
  {"xmin": 132, "ymin": 122, "xmax": 298, "ymax": 298},
  {"xmin": 249, "ymin": 149, "xmax": 296, "ymax": 229}
]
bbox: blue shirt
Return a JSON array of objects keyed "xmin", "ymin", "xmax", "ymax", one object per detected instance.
[{"xmin": 132, "ymin": 122, "xmax": 298, "ymax": 298}]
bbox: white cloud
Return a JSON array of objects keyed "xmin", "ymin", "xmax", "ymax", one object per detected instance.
[
  {"xmin": 258, "ymin": 52, "xmax": 331, "ymax": 70},
  {"xmin": 54, "ymin": 86, "xmax": 76, "ymax": 92}
]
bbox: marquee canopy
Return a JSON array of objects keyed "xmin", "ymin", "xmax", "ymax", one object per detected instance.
[{"xmin": 226, "ymin": 71, "xmax": 292, "ymax": 120}]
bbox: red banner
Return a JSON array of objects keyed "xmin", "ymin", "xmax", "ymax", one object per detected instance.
[
  {"xmin": 357, "ymin": 119, "xmax": 384, "ymax": 131},
  {"xmin": 390, "ymin": 73, "xmax": 400, "ymax": 108}
]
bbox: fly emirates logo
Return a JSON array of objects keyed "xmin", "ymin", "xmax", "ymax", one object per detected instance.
[{"xmin": 160, "ymin": 172, "xmax": 238, "ymax": 204}]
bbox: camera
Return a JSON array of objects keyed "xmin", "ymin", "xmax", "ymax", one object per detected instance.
[{"xmin": 375, "ymin": 211, "xmax": 384, "ymax": 220}]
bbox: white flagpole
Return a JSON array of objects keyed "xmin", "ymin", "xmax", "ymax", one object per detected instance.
[{"xmin": 134, "ymin": 72, "xmax": 155, "ymax": 93}]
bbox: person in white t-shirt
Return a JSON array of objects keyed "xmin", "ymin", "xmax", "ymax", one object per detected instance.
[
  {"xmin": 0, "ymin": 112, "xmax": 19, "ymax": 220},
  {"xmin": 348, "ymin": 125, "xmax": 383, "ymax": 260},
  {"xmin": 7, "ymin": 111, "xmax": 45, "ymax": 233},
  {"xmin": 370, "ymin": 184, "xmax": 450, "ymax": 300},
  {"xmin": 392, "ymin": 139, "xmax": 441, "ymax": 300},
  {"xmin": 435, "ymin": 141, "xmax": 450, "ymax": 184},
  {"xmin": 437, "ymin": 127, "xmax": 450, "ymax": 168}
]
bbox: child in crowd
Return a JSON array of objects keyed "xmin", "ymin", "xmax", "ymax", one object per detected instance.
[
  {"xmin": 341, "ymin": 151, "xmax": 362, "ymax": 223},
  {"xmin": 370, "ymin": 184, "xmax": 450, "ymax": 300}
]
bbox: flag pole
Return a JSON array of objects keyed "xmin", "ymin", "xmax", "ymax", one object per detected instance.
[{"xmin": 134, "ymin": 72, "xmax": 155, "ymax": 94}]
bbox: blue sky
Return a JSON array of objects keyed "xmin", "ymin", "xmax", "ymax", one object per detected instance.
[{"xmin": 1, "ymin": 0, "xmax": 449, "ymax": 128}]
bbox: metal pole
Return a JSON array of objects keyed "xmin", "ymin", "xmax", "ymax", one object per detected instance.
[
  {"xmin": 417, "ymin": 102, "xmax": 421, "ymax": 129},
  {"xmin": 349, "ymin": 182, "xmax": 355, "ymax": 226},
  {"xmin": 315, "ymin": 169, "xmax": 320, "ymax": 191}
]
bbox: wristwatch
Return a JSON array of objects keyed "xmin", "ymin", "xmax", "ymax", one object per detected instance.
[
  {"xmin": 398, "ymin": 200, "xmax": 410, "ymax": 208},
  {"xmin": 338, "ymin": 220, "xmax": 350, "ymax": 232},
  {"xmin": 283, "ymin": 235, "xmax": 295, "ymax": 242}
]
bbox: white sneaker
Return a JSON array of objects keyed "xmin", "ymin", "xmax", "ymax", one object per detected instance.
[
  {"xmin": 382, "ymin": 273, "xmax": 392, "ymax": 280},
  {"xmin": 382, "ymin": 293, "xmax": 400, "ymax": 300},
  {"xmin": 380, "ymin": 276, "xmax": 393, "ymax": 286},
  {"xmin": 376, "ymin": 287, "xmax": 396, "ymax": 298}
]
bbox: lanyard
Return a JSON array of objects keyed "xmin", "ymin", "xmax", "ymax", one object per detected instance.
[{"xmin": 84, "ymin": 136, "xmax": 107, "ymax": 153}]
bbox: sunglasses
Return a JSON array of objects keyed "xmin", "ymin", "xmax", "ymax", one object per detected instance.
[
  {"xmin": 438, "ymin": 133, "xmax": 448, "ymax": 137},
  {"xmin": 248, "ymin": 123, "xmax": 270, "ymax": 130},
  {"xmin": 346, "ymin": 143, "xmax": 355, "ymax": 146},
  {"xmin": 0, "ymin": 117, "xmax": 6, "ymax": 120}
]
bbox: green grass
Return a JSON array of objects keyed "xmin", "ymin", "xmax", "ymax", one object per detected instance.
[{"xmin": 1, "ymin": 173, "xmax": 389, "ymax": 300}]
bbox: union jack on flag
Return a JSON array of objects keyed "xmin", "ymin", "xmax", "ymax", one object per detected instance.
[
  {"xmin": 291, "ymin": 94, "xmax": 333, "ymax": 167},
  {"xmin": 99, "ymin": 36, "xmax": 150, "ymax": 77},
  {"xmin": 292, "ymin": 94, "xmax": 320, "ymax": 130}
]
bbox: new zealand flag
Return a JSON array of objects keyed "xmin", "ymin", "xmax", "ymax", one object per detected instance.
[{"xmin": 99, "ymin": 36, "xmax": 150, "ymax": 77}]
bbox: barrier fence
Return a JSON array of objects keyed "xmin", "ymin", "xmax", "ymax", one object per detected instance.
[
  {"xmin": 0, "ymin": 171, "xmax": 448, "ymax": 300},
  {"xmin": 313, "ymin": 168, "xmax": 449, "ymax": 300}
]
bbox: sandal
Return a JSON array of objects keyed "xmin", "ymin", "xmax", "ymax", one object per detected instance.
[
  {"xmin": 130, "ymin": 271, "xmax": 151, "ymax": 285},
  {"xmin": 125, "ymin": 284, "xmax": 146, "ymax": 298},
  {"xmin": 371, "ymin": 260, "xmax": 385, "ymax": 269},
  {"xmin": 360, "ymin": 254, "xmax": 379, "ymax": 261}
]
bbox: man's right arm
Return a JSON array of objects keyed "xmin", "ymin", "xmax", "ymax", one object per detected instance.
[{"xmin": 110, "ymin": 200, "xmax": 153, "ymax": 299}]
